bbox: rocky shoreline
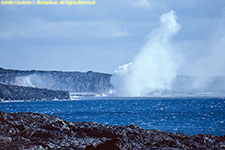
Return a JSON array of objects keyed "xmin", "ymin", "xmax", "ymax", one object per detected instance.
[
  {"xmin": 0, "ymin": 111, "xmax": 224, "ymax": 150},
  {"xmin": 0, "ymin": 83, "xmax": 70, "ymax": 101},
  {"xmin": 0, "ymin": 67, "xmax": 112, "ymax": 101}
]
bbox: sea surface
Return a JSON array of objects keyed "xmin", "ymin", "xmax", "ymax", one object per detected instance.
[{"xmin": 0, "ymin": 97, "xmax": 225, "ymax": 136}]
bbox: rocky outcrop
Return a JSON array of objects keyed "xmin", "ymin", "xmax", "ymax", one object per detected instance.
[
  {"xmin": 0, "ymin": 67, "xmax": 112, "ymax": 93},
  {"xmin": 0, "ymin": 84, "xmax": 69, "ymax": 101},
  {"xmin": 0, "ymin": 111, "xmax": 224, "ymax": 150}
]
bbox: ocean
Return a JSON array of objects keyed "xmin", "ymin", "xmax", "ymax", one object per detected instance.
[{"xmin": 0, "ymin": 97, "xmax": 225, "ymax": 136}]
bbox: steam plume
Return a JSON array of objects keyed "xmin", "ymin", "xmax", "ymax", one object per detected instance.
[
  {"xmin": 111, "ymin": 11, "xmax": 182, "ymax": 96},
  {"xmin": 111, "ymin": 9, "xmax": 225, "ymax": 97}
]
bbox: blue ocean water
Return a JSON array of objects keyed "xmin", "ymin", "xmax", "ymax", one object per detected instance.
[{"xmin": 0, "ymin": 97, "xmax": 225, "ymax": 136}]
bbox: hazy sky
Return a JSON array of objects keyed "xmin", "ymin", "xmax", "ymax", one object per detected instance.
[{"xmin": 0, "ymin": 0, "xmax": 225, "ymax": 73}]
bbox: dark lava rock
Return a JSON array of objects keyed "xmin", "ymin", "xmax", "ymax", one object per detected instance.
[
  {"xmin": 0, "ymin": 111, "xmax": 225, "ymax": 150},
  {"xmin": 0, "ymin": 83, "xmax": 70, "ymax": 101}
]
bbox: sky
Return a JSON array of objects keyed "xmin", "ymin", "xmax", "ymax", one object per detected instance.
[{"xmin": 0, "ymin": 0, "xmax": 225, "ymax": 73}]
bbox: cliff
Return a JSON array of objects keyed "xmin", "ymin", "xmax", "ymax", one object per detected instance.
[
  {"xmin": 0, "ymin": 67, "xmax": 112, "ymax": 93},
  {"xmin": 0, "ymin": 83, "xmax": 69, "ymax": 101}
]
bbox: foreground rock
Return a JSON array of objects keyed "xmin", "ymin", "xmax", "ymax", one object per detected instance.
[{"xmin": 0, "ymin": 111, "xmax": 224, "ymax": 150}]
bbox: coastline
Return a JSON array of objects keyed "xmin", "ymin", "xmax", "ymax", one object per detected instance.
[{"xmin": 0, "ymin": 111, "xmax": 224, "ymax": 149}]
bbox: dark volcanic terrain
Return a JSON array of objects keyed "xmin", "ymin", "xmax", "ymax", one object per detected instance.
[
  {"xmin": 0, "ymin": 67, "xmax": 112, "ymax": 93},
  {"xmin": 0, "ymin": 67, "xmax": 112, "ymax": 100},
  {"xmin": 0, "ymin": 83, "xmax": 69, "ymax": 101},
  {"xmin": 0, "ymin": 111, "xmax": 224, "ymax": 150}
]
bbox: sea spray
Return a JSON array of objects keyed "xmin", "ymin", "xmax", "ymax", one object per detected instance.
[{"xmin": 111, "ymin": 10, "xmax": 182, "ymax": 96}]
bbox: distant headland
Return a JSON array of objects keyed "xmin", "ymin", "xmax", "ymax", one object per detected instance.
[{"xmin": 0, "ymin": 67, "xmax": 113, "ymax": 101}]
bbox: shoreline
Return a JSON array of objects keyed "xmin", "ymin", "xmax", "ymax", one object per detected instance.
[{"xmin": 0, "ymin": 111, "xmax": 224, "ymax": 149}]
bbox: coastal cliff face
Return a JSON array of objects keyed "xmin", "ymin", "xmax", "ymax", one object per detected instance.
[
  {"xmin": 0, "ymin": 84, "xmax": 69, "ymax": 101},
  {"xmin": 0, "ymin": 111, "xmax": 224, "ymax": 150},
  {"xmin": 0, "ymin": 67, "xmax": 113, "ymax": 100},
  {"xmin": 0, "ymin": 67, "xmax": 112, "ymax": 93}
]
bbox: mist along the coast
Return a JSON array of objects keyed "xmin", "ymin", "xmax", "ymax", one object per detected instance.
[{"xmin": 111, "ymin": 10, "xmax": 225, "ymax": 97}]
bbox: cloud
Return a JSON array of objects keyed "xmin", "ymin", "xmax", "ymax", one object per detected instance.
[
  {"xmin": 131, "ymin": 0, "xmax": 151, "ymax": 10},
  {"xmin": 112, "ymin": 29, "xmax": 129, "ymax": 38},
  {"xmin": 1, "ymin": 0, "xmax": 225, "ymax": 75},
  {"xmin": 0, "ymin": 19, "xmax": 129, "ymax": 39}
]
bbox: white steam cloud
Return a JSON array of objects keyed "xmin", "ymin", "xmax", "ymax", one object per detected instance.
[
  {"xmin": 111, "ymin": 11, "xmax": 182, "ymax": 96},
  {"xmin": 111, "ymin": 10, "xmax": 225, "ymax": 97}
]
